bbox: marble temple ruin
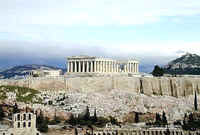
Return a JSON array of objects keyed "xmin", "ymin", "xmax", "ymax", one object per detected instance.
[{"xmin": 67, "ymin": 56, "xmax": 139, "ymax": 73}]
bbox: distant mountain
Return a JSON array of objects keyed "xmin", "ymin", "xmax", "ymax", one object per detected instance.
[
  {"xmin": 163, "ymin": 53, "xmax": 200, "ymax": 75},
  {"xmin": 0, "ymin": 64, "xmax": 65, "ymax": 79}
]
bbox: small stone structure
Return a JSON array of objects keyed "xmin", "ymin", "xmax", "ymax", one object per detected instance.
[
  {"xmin": 67, "ymin": 56, "xmax": 139, "ymax": 73},
  {"xmin": 0, "ymin": 112, "xmax": 41, "ymax": 135},
  {"xmin": 30, "ymin": 69, "xmax": 62, "ymax": 77}
]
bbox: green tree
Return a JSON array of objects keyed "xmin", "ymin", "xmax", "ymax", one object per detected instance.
[
  {"xmin": 152, "ymin": 65, "xmax": 164, "ymax": 77},
  {"xmin": 93, "ymin": 108, "xmax": 97, "ymax": 122},
  {"xmin": 33, "ymin": 74, "xmax": 39, "ymax": 77},
  {"xmin": 49, "ymin": 109, "xmax": 60, "ymax": 125},
  {"xmin": 183, "ymin": 113, "xmax": 187, "ymax": 125},
  {"xmin": 74, "ymin": 128, "xmax": 78, "ymax": 135},
  {"xmin": 135, "ymin": 112, "xmax": 139, "ymax": 123},
  {"xmin": 109, "ymin": 116, "xmax": 119, "ymax": 125},
  {"xmin": 66, "ymin": 114, "xmax": 77, "ymax": 126},
  {"xmin": 84, "ymin": 106, "xmax": 90, "ymax": 120},
  {"xmin": 36, "ymin": 111, "xmax": 48, "ymax": 133},
  {"xmin": 194, "ymin": 91, "xmax": 198, "ymax": 111},
  {"xmin": 0, "ymin": 105, "xmax": 5, "ymax": 121},
  {"xmin": 156, "ymin": 113, "xmax": 161, "ymax": 122},
  {"xmin": 188, "ymin": 113, "xmax": 194, "ymax": 123},
  {"xmin": 13, "ymin": 103, "xmax": 20, "ymax": 114},
  {"xmin": 162, "ymin": 111, "xmax": 168, "ymax": 125},
  {"xmin": 155, "ymin": 113, "xmax": 162, "ymax": 126}
]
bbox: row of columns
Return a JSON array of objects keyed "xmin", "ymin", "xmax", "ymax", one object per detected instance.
[
  {"xmin": 67, "ymin": 60, "xmax": 139, "ymax": 73},
  {"xmin": 90, "ymin": 130, "xmax": 185, "ymax": 135},
  {"xmin": 124, "ymin": 63, "xmax": 139, "ymax": 73},
  {"xmin": 137, "ymin": 130, "xmax": 184, "ymax": 135},
  {"xmin": 67, "ymin": 60, "xmax": 118, "ymax": 73}
]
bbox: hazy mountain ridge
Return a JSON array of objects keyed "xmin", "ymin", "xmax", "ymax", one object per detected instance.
[
  {"xmin": 164, "ymin": 53, "xmax": 200, "ymax": 75},
  {"xmin": 0, "ymin": 64, "xmax": 65, "ymax": 79}
]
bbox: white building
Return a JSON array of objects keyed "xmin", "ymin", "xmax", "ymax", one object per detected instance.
[{"xmin": 30, "ymin": 69, "xmax": 62, "ymax": 77}]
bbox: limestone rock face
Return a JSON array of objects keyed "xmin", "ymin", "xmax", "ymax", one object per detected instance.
[
  {"xmin": 1, "ymin": 76, "xmax": 200, "ymax": 97},
  {"xmin": 33, "ymin": 106, "xmax": 72, "ymax": 121}
]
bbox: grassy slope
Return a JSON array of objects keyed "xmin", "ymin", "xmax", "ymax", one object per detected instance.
[{"xmin": 0, "ymin": 85, "xmax": 42, "ymax": 103}]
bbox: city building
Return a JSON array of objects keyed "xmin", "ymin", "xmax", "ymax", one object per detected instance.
[{"xmin": 67, "ymin": 55, "xmax": 139, "ymax": 73}]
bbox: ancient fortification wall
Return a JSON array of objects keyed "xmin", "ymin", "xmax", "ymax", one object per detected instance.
[{"xmin": 0, "ymin": 77, "xmax": 200, "ymax": 97}]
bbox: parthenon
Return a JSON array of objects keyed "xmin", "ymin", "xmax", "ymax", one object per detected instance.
[{"xmin": 67, "ymin": 55, "xmax": 139, "ymax": 73}]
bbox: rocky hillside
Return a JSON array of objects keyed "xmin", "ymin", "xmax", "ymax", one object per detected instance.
[
  {"xmin": 0, "ymin": 64, "xmax": 65, "ymax": 79},
  {"xmin": 20, "ymin": 89, "xmax": 198, "ymax": 122},
  {"xmin": 164, "ymin": 53, "xmax": 200, "ymax": 75}
]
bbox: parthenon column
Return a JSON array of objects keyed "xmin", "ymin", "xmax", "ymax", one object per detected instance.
[
  {"xmin": 136, "ymin": 63, "xmax": 138, "ymax": 73},
  {"xmin": 116, "ymin": 63, "xmax": 118, "ymax": 72},
  {"xmin": 108, "ymin": 61, "xmax": 111, "ymax": 72},
  {"xmin": 67, "ymin": 61, "xmax": 70, "ymax": 72},
  {"xmin": 131, "ymin": 63, "xmax": 133, "ymax": 72},
  {"xmin": 75, "ymin": 61, "xmax": 77, "ymax": 72},
  {"xmin": 86, "ymin": 61, "xmax": 89, "ymax": 72},
  {"xmin": 96, "ymin": 61, "xmax": 99, "ymax": 72},
  {"xmin": 108, "ymin": 61, "xmax": 110, "ymax": 72},
  {"xmin": 130, "ymin": 63, "xmax": 133, "ymax": 72},
  {"xmin": 128, "ymin": 63, "xmax": 130, "ymax": 72},
  {"xmin": 111, "ymin": 62, "xmax": 113, "ymax": 72},
  {"xmin": 110, "ymin": 62, "xmax": 112, "ymax": 72},
  {"xmin": 91, "ymin": 61, "xmax": 93, "ymax": 72},
  {"xmin": 110, "ymin": 61, "xmax": 112, "ymax": 72},
  {"xmin": 83, "ymin": 61, "xmax": 85, "ymax": 72},
  {"xmin": 132, "ymin": 63, "xmax": 135, "ymax": 73},
  {"xmin": 136, "ymin": 63, "xmax": 137, "ymax": 73},
  {"xmin": 94, "ymin": 61, "xmax": 96, "ymax": 72},
  {"xmin": 99, "ymin": 61, "xmax": 101, "ymax": 72},
  {"xmin": 134, "ymin": 63, "xmax": 136, "ymax": 73},
  {"xmin": 112, "ymin": 61, "xmax": 114, "ymax": 72},
  {"xmin": 115, "ymin": 62, "xmax": 117, "ymax": 72},
  {"xmin": 129, "ymin": 63, "xmax": 131, "ymax": 72},
  {"xmin": 104, "ymin": 61, "xmax": 106, "ymax": 72},
  {"xmin": 114, "ymin": 62, "xmax": 116, "ymax": 72},
  {"xmin": 98, "ymin": 61, "xmax": 101, "ymax": 72},
  {"xmin": 117, "ymin": 64, "xmax": 119, "ymax": 72},
  {"xmin": 105, "ymin": 61, "xmax": 107, "ymax": 72},
  {"xmin": 78, "ymin": 61, "xmax": 81, "ymax": 72},
  {"xmin": 102, "ymin": 61, "xmax": 105, "ymax": 72},
  {"xmin": 100, "ymin": 61, "xmax": 102, "ymax": 72},
  {"xmin": 97, "ymin": 61, "xmax": 100, "ymax": 72},
  {"xmin": 70, "ymin": 61, "xmax": 73, "ymax": 72},
  {"xmin": 132, "ymin": 63, "xmax": 134, "ymax": 73}
]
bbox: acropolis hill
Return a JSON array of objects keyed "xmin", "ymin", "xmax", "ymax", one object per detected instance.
[
  {"xmin": 1, "ymin": 55, "xmax": 200, "ymax": 123},
  {"xmin": 0, "ymin": 55, "xmax": 199, "ymax": 97}
]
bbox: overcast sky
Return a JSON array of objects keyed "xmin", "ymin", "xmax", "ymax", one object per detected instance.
[{"xmin": 1, "ymin": 0, "xmax": 200, "ymax": 72}]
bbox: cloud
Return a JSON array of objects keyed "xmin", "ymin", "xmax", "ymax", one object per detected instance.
[
  {"xmin": 1, "ymin": 0, "xmax": 200, "ymax": 72},
  {"xmin": 1, "ymin": 0, "xmax": 200, "ymax": 27},
  {"xmin": 0, "ymin": 40, "xmax": 108, "ymax": 69},
  {"xmin": 0, "ymin": 40, "xmax": 200, "ymax": 72}
]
